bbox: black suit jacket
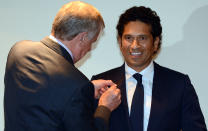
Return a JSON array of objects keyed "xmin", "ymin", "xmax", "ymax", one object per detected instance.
[
  {"xmin": 4, "ymin": 37, "xmax": 110, "ymax": 131},
  {"xmin": 91, "ymin": 63, "xmax": 207, "ymax": 131}
]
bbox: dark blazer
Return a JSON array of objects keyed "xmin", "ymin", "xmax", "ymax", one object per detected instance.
[
  {"xmin": 91, "ymin": 63, "xmax": 207, "ymax": 131},
  {"xmin": 4, "ymin": 37, "xmax": 110, "ymax": 131}
]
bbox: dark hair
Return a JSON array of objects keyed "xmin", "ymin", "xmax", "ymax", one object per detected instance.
[{"xmin": 116, "ymin": 6, "xmax": 162, "ymax": 51}]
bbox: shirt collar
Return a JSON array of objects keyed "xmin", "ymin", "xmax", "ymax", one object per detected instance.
[
  {"xmin": 49, "ymin": 35, "xmax": 74, "ymax": 60},
  {"xmin": 125, "ymin": 61, "xmax": 154, "ymax": 81}
]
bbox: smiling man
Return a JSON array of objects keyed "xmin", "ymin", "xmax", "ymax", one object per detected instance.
[{"xmin": 92, "ymin": 6, "xmax": 207, "ymax": 131}]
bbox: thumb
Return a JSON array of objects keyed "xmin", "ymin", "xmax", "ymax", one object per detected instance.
[
  {"xmin": 103, "ymin": 80, "xmax": 115, "ymax": 87},
  {"xmin": 109, "ymin": 84, "xmax": 117, "ymax": 90}
]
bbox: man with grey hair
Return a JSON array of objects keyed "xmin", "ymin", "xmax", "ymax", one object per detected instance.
[{"xmin": 4, "ymin": 1, "xmax": 121, "ymax": 131}]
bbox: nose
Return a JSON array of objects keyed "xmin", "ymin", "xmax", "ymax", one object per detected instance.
[{"xmin": 131, "ymin": 39, "xmax": 140, "ymax": 49}]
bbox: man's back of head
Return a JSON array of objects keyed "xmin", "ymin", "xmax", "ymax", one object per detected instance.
[{"xmin": 51, "ymin": 1, "xmax": 105, "ymax": 41}]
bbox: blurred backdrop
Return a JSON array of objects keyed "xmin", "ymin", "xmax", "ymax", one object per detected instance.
[{"xmin": 0, "ymin": 0, "xmax": 208, "ymax": 130}]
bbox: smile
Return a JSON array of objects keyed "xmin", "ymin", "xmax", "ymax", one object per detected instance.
[{"xmin": 131, "ymin": 52, "xmax": 142, "ymax": 56}]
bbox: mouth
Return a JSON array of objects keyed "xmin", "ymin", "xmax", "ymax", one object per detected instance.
[{"xmin": 130, "ymin": 52, "xmax": 142, "ymax": 56}]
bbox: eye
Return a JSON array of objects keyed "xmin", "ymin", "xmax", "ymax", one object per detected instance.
[
  {"xmin": 138, "ymin": 35, "xmax": 147, "ymax": 41},
  {"xmin": 137, "ymin": 35, "xmax": 149, "ymax": 43},
  {"xmin": 124, "ymin": 35, "xmax": 134, "ymax": 42},
  {"xmin": 124, "ymin": 35, "xmax": 131, "ymax": 40}
]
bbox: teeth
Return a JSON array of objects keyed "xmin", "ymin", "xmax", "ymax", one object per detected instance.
[{"xmin": 131, "ymin": 52, "xmax": 141, "ymax": 55}]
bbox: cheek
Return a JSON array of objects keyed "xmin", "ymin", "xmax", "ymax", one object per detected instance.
[
  {"xmin": 84, "ymin": 44, "xmax": 91, "ymax": 52},
  {"xmin": 84, "ymin": 48, "xmax": 89, "ymax": 54},
  {"xmin": 144, "ymin": 43, "xmax": 155, "ymax": 51},
  {"xmin": 120, "ymin": 41, "xmax": 129, "ymax": 50},
  {"xmin": 120, "ymin": 45, "xmax": 128, "ymax": 55},
  {"xmin": 86, "ymin": 46, "xmax": 91, "ymax": 53}
]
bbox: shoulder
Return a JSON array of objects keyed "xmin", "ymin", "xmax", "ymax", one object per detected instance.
[
  {"xmin": 91, "ymin": 65, "xmax": 124, "ymax": 80},
  {"xmin": 154, "ymin": 62, "xmax": 188, "ymax": 78},
  {"xmin": 153, "ymin": 62, "xmax": 193, "ymax": 90},
  {"xmin": 12, "ymin": 40, "xmax": 42, "ymax": 50},
  {"xmin": 6, "ymin": 40, "xmax": 45, "ymax": 69},
  {"xmin": 8, "ymin": 40, "xmax": 46, "ymax": 59}
]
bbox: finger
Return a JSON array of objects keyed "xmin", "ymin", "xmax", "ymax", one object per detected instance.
[
  {"xmin": 101, "ymin": 87, "xmax": 108, "ymax": 92},
  {"xmin": 99, "ymin": 90, "xmax": 105, "ymax": 94},
  {"xmin": 115, "ymin": 93, "xmax": 121, "ymax": 101},
  {"xmin": 118, "ymin": 93, "xmax": 121, "ymax": 100},
  {"xmin": 109, "ymin": 85, "xmax": 117, "ymax": 90},
  {"xmin": 104, "ymin": 80, "xmax": 116, "ymax": 87},
  {"xmin": 95, "ymin": 93, "xmax": 101, "ymax": 99},
  {"xmin": 114, "ymin": 88, "xmax": 120, "ymax": 96},
  {"xmin": 118, "ymin": 99, "xmax": 121, "ymax": 105}
]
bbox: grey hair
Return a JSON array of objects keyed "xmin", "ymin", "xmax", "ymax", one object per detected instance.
[{"xmin": 51, "ymin": 1, "xmax": 105, "ymax": 41}]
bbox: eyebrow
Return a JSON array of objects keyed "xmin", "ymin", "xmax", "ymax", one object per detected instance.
[{"xmin": 123, "ymin": 34, "xmax": 148, "ymax": 37}]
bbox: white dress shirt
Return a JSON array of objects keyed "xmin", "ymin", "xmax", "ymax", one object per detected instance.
[
  {"xmin": 49, "ymin": 35, "xmax": 74, "ymax": 61},
  {"xmin": 125, "ymin": 62, "xmax": 154, "ymax": 131}
]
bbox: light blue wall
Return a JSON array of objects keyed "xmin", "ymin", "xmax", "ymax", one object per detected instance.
[{"xmin": 1, "ymin": 0, "xmax": 207, "ymax": 130}]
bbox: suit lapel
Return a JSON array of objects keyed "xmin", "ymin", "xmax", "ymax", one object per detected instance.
[
  {"xmin": 147, "ymin": 62, "xmax": 165, "ymax": 131},
  {"xmin": 40, "ymin": 36, "xmax": 74, "ymax": 65},
  {"xmin": 112, "ymin": 64, "xmax": 132, "ymax": 131},
  {"xmin": 117, "ymin": 64, "xmax": 129, "ymax": 118}
]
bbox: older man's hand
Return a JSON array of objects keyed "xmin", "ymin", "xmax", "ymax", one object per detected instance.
[
  {"xmin": 91, "ymin": 79, "xmax": 115, "ymax": 99},
  {"xmin": 98, "ymin": 85, "xmax": 121, "ymax": 111}
]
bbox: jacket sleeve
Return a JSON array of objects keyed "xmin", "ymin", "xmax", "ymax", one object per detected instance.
[
  {"xmin": 181, "ymin": 75, "xmax": 207, "ymax": 131},
  {"xmin": 62, "ymin": 82, "xmax": 111, "ymax": 131}
]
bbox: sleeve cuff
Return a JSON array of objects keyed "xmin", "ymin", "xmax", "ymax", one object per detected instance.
[{"xmin": 94, "ymin": 105, "xmax": 111, "ymax": 124}]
